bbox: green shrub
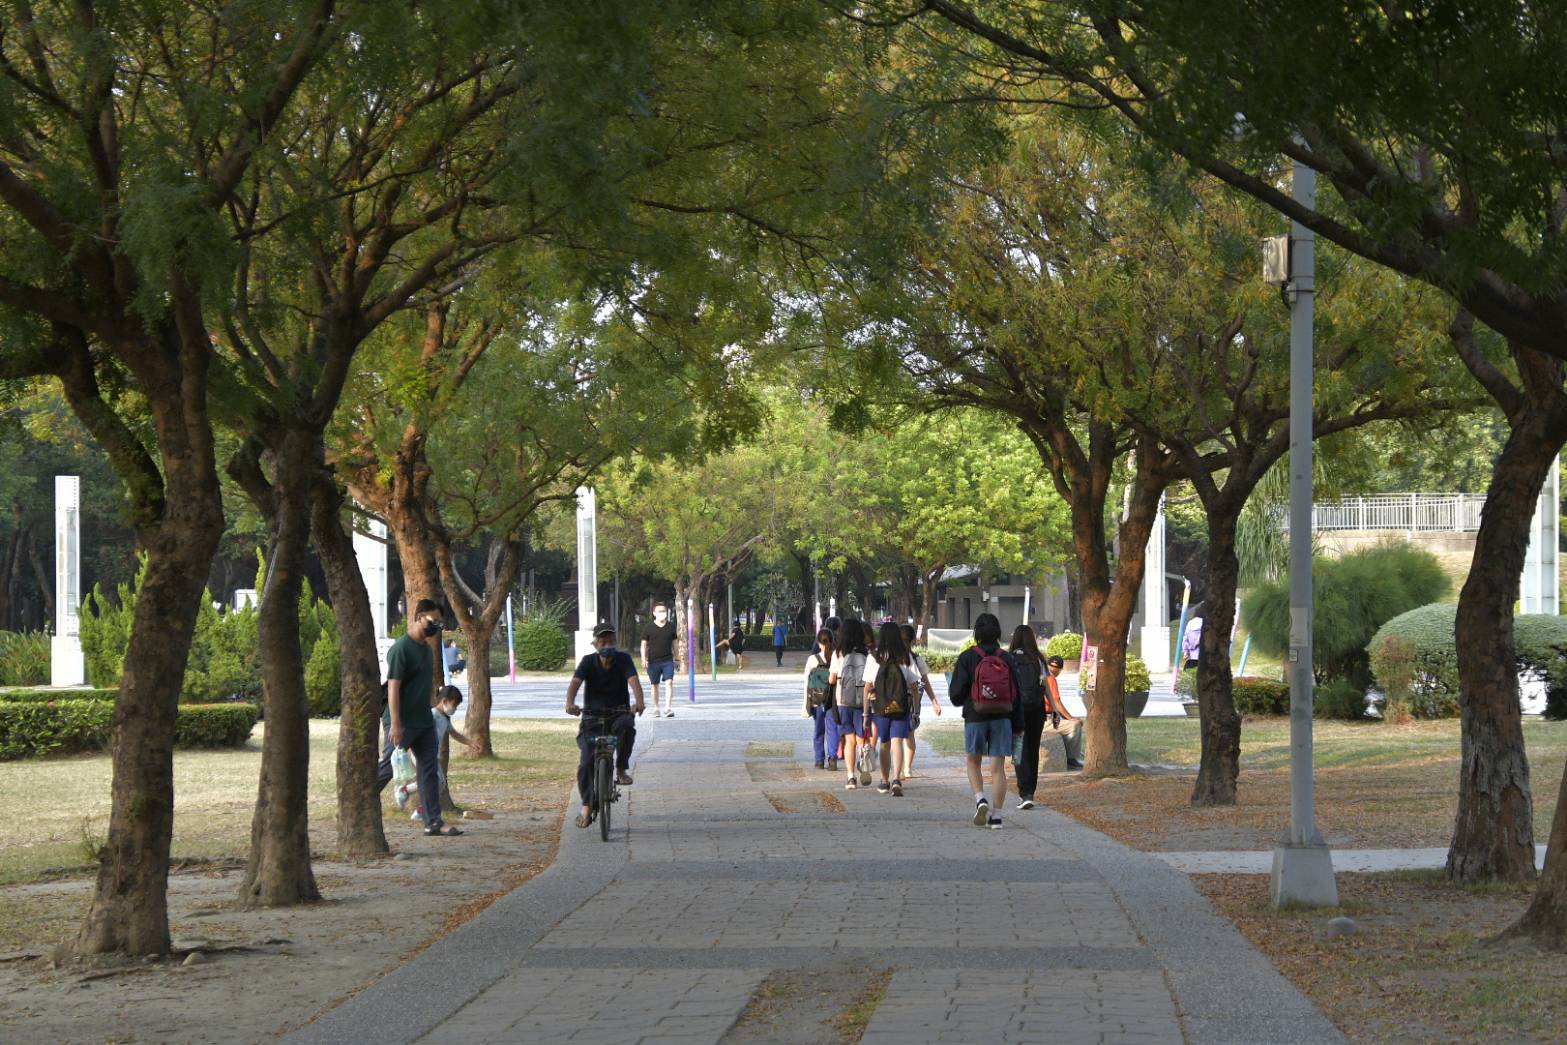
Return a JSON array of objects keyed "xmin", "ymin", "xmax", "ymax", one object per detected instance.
[
  {"xmin": 1243, "ymin": 539, "xmax": 1449, "ymax": 685},
  {"xmin": 1125, "ymin": 653, "xmax": 1151, "ymax": 693},
  {"xmin": 0, "ymin": 687, "xmax": 118, "ymax": 703},
  {"xmin": 0, "ymin": 631, "xmax": 51, "ymax": 687},
  {"xmin": 172, "ymin": 704, "xmax": 258, "ymax": 748},
  {"xmin": 517, "ymin": 618, "xmax": 571, "ymax": 671},
  {"xmin": 1314, "ymin": 679, "xmax": 1367, "ymax": 720},
  {"xmin": 922, "ymin": 649, "xmax": 958, "ymax": 673},
  {"xmin": 80, "ymin": 559, "xmax": 144, "ymax": 688},
  {"xmin": 0, "ymin": 698, "xmax": 115, "ymax": 758},
  {"xmin": 1368, "ymin": 602, "xmax": 1567, "ymax": 719},
  {"xmin": 1373, "ymin": 633, "xmax": 1419, "ymax": 723},
  {"xmin": 304, "ymin": 634, "xmax": 342, "ymax": 717},
  {"xmin": 1232, "ymin": 676, "xmax": 1289, "ymax": 716},
  {"xmin": 1175, "ymin": 667, "xmax": 1196, "ymax": 698},
  {"xmin": 1045, "ymin": 631, "xmax": 1083, "ymax": 660}
]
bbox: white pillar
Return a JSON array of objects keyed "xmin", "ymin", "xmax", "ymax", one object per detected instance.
[
  {"xmin": 574, "ymin": 486, "xmax": 599, "ymax": 661},
  {"xmin": 353, "ymin": 517, "xmax": 389, "ymax": 639},
  {"xmin": 1522, "ymin": 455, "xmax": 1561, "ymax": 615},
  {"xmin": 1139, "ymin": 495, "xmax": 1172, "ymax": 674},
  {"xmin": 51, "ymin": 476, "xmax": 85, "ymax": 687}
]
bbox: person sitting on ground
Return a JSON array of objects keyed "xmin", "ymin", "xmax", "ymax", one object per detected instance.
[
  {"xmin": 1043, "ymin": 655, "xmax": 1085, "ymax": 772},
  {"xmin": 442, "ymin": 637, "xmax": 466, "ymax": 679},
  {"xmin": 948, "ymin": 612, "xmax": 1024, "ymax": 830},
  {"xmin": 395, "ymin": 685, "xmax": 482, "ymax": 821},
  {"xmin": 566, "ymin": 623, "xmax": 645, "ymax": 828}
]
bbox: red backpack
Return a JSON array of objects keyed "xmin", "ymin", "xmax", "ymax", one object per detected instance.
[{"xmin": 970, "ymin": 648, "xmax": 1017, "ymax": 716}]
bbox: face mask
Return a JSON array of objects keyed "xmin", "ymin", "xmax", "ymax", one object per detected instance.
[
  {"xmin": 598, "ymin": 645, "xmax": 618, "ymax": 659},
  {"xmin": 654, "ymin": 611, "xmax": 668, "ymax": 624},
  {"xmin": 425, "ymin": 619, "xmax": 442, "ymax": 637}
]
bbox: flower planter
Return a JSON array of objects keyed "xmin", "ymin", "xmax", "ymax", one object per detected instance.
[
  {"xmin": 1182, "ymin": 701, "xmax": 1202, "ymax": 718},
  {"xmin": 1063, "ymin": 658, "xmax": 1080, "ymax": 673},
  {"xmin": 1124, "ymin": 689, "xmax": 1150, "ymax": 718}
]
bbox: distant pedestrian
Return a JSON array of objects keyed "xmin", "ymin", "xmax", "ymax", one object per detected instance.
[
  {"xmin": 802, "ymin": 627, "xmax": 836, "ymax": 769},
  {"xmin": 376, "ymin": 599, "xmax": 461, "ymax": 837},
  {"xmin": 442, "ymin": 638, "xmax": 466, "ymax": 679},
  {"xmin": 641, "ymin": 603, "xmax": 678, "ymax": 718},
  {"xmin": 829, "ymin": 619, "xmax": 872, "ymax": 790},
  {"xmin": 1009, "ymin": 625, "xmax": 1068, "ymax": 808},
  {"xmin": 1181, "ymin": 614, "xmax": 1204, "ymax": 671},
  {"xmin": 718, "ymin": 625, "xmax": 747, "ymax": 671},
  {"xmin": 567, "ymin": 624, "xmax": 645, "ymax": 829},
  {"xmin": 949, "ymin": 612, "xmax": 1023, "ymax": 829},
  {"xmin": 900, "ymin": 623, "xmax": 942, "ymax": 779},
  {"xmin": 773, "ymin": 618, "xmax": 789, "ymax": 667}
]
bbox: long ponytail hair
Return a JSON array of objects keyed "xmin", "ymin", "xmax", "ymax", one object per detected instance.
[{"xmin": 1009, "ymin": 624, "xmax": 1045, "ymax": 669}]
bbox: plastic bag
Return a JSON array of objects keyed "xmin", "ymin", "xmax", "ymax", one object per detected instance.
[{"xmin": 391, "ymin": 746, "xmax": 417, "ymax": 788}]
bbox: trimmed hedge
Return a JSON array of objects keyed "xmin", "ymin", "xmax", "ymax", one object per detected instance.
[
  {"xmin": 1045, "ymin": 631, "xmax": 1083, "ymax": 660},
  {"xmin": 173, "ymin": 704, "xmax": 259, "ymax": 748},
  {"xmin": 1368, "ymin": 602, "xmax": 1567, "ymax": 719},
  {"xmin": 1232, "ymin": 676, "xmax": 1290, "ymax": 716},
  {"xmin": 0, "ymin": 687, "xmax": 119, "ymax": 704},
  {"xmin": 0, "ymin": 697, "xmax": 258, "ymax": 759},
  {"xmin": 1125, "ymin": 653, "xmax": 1152, "ymax": 693},
  {"xmin": 517, "ymin": 617, "xmax": 572, "ymax": 671}
]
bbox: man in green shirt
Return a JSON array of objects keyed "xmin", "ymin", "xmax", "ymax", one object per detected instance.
[{"xmin": 376, "ymin": 599, "xmax": 461, "ymax": 837}]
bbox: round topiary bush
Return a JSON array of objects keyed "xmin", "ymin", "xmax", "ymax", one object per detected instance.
[
  {"xmin": 517, "ymin": 617, "xmax": 572, "ymax": 671},
  {"xmin": 1369, "ymin": 602, "xmax": 1567, "ymax": 719},
  {"xmin": 1124, "ymin": 653, "xmax": 1151, "ymax": 693},
  {"xmin": 1232, "ymin": 676, "xmax": 1290, "ymax": 716},
  {"xmin": 1045, "ymin": 631, "xmax": 1083, "ymax": 660}
]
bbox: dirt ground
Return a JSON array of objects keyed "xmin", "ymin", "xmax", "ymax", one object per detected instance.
[
  {"xmin": 1194, "ymin": 872, "xmax": 1567, "ymax": 1044},
  {"xmin": 0, "ymin": 721, "xmax": 576, "ymax": 1044}
]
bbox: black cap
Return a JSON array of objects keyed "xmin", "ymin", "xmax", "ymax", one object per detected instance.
[{"xmin": 592, "ymin": 623, "xmax": 616, "ymax": 637}]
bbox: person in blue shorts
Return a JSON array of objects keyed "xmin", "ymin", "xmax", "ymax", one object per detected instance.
[
  {"xmin": 864, "ymin": 621, "xmax": 920, "ymax": 797},
  {"xmin": 948, "ymin": 613, "xmax": 1024, "ymax": 829},
  {"xmin": 828, "ymin": 619, "xmax": 872, "ymax": 790},
  {"xmin": 640, "ymin": 603, "xmax": 678, "ymax": 717}
]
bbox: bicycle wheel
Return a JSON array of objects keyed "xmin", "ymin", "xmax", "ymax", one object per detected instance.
[{"xmin": 596, "ymin": 755, "xmax": 613, "ymax": 841}]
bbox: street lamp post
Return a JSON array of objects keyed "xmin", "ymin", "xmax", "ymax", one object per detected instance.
[{"xmin": 1269, "ymin": 154, "xmax": 1338, "ymax": 907}]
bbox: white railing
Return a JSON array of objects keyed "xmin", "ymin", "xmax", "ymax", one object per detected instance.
[{"xmin": 1283, "ymin": 493, "xmax": 1486, "ymax": 534}]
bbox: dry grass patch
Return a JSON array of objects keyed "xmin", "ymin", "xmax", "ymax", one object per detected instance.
[{"xmin": 1195, "ymin": 872, "xmax": 1567, "ymax": 1043}]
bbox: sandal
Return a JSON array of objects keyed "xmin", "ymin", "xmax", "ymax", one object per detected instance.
[
  {"xmin": 574, "ymin": 813, "xmax": 592, "ymax": 829},
  {"xmin": 424, "ymin": 824, "xmax": 463, "ymax": 837}
]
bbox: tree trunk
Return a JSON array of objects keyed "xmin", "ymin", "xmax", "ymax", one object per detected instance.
[
  {"xmin": 239, "ymin": 431, "xmax": 321, "ymax": 907},
  {"xmin": 309, "ymin": 472, "xmax": 388, "ymax": 861},
  {"xmin": 918, "ymin": 568, "xmax": 940, "ymax": 641},
  {"xmin": 28, "ymin": 529, "xmax": 52, "ymax": 629},
  {"xmin": 1079, "ymin": 578, "xmax": 1130, "ymax": 776},
  {"xmin": 1192, "ymin": 508, "xmax": 1243, "ymax": 807},
  {"xmin": 75, "ymin": 347, "xmax": 226, "ymax": 957}
]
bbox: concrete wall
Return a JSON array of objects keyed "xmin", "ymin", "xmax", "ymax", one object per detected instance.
[{"xmin": 935, "ymin": 575, "xmax": 1072, "ymax": 639}]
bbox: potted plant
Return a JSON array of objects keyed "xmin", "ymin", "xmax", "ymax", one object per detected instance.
[
  {"xmin": 1045, "ymin": 631, "xmax": 1083, "ymax": 672},
  {"xmin": 1124, "ymin": 653, "xmax": 1152, "ymax": 718},
  {"xmin": 1175, "ymin": 667, "xmax": 1201, "ymax": 716}
]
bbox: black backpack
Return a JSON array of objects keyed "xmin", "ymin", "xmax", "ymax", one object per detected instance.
[
  {"xmin": 1015, "ymin": 654, "xmax": 1044, "ymax": 710},
  {"xmin": 872, "ymin": 659, "xmax": 912, "ymax": 717}
]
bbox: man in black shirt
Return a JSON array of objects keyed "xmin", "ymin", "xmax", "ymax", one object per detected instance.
[
  {"xmin": 567, "ymin": 623, "xmax": 645, "ymax": 828},
  {"xmin": 640, "ymin": 603, "xmax": 678, "ymax": 717}
]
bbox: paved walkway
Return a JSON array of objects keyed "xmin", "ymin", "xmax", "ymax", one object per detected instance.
[
  {"xmin": 288, "ymin": 725, "xmax": 1343, "ymax": 1045},
  {"xmin": 1156, "ymin": 844, "xmax": 1550, "ymax": 874}
]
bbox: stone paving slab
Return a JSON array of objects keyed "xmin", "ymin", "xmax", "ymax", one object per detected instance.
[
  {"xmin": 289, "ymin": 711, "xmax": 1345, "ymax": 1045},
  {"xmin": 1156, "ymin": 844, "xmax": 1549, "ymax": 874}
]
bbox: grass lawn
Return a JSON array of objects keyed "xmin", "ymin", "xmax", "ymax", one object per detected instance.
[
  {"xmin": 921, "ymin": 716, "xmax": 1567, "ymax": 851},
  {"xmin": 1, "ymin": 717, "xmax": 578, "ymax": 886},
  {"xmin": 1197, "ymin": 871, "xmax": 1567, "ymax": 1044}
]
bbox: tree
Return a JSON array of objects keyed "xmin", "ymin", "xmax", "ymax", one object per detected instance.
[
  {"xmin": 0, "ymin": 0, "xmax": 338, "ymax": 956},
  {"xmin": 905, "ymin": 0, "xmax": 1567, "ymax": 919}
]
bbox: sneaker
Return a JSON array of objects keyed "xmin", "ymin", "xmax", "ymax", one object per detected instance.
[
  {"xmin": 664, "ymin": 710, "xmax": 675, "ymax": 718},
  {"xmin": 973, "ymin": 798, "xmax": 990, "ymax": 826},
  {"xmin": 891, "ymin": 780, "xmax": 903, "ymax": 797},
  {"xmin": 394, "ymin": 785, "xmax": 410, "ymax": 811},
  {"xmin": 876, "ymin": 781, "xmax": 891, "ymax": 794},
  {"xmin": 1018, "ymin": 798, "xmax": 1036, "ymax": 810},
  {"xmin": 845, "ymin": 779, "xmax": 858, "ymax": 790},
  {"xmin": 411, "ymin": 810, "xmax": 422, "ymax": 821},
  {"xmin": 987, "ymin": 818, "xmax": 1004, "ymax": 830},
  {"xmin": 1067, "ymin": 760, "xmax": 1084, "ymax": 770},
  {"xmin": 814, "ymin": 760, "xmax": 825, "ymax": 769},
  {"xmin": 827, "ymin": 758, "xmax": 837, "ymax": 771}
]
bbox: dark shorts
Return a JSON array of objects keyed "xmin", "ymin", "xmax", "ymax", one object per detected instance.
[
  {"xmin": 833, "ymin": 706, "xmax": 864, "ymax": 735},
  {"xmin": 872, "ymin": 713, "xmax": 911, "ymax": 740},
  {"xmin": 647, "ymin": 658, "xmax": 676, "ymax": 685}
]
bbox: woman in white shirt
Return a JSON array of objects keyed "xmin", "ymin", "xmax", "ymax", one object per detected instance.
[
  {"xmin": 828, "ymin": 619, "xmax": 872, "ymax": 790},
  {"xmin": 863, "ymin": 622, "xmax": 924, "ymax": 796}
]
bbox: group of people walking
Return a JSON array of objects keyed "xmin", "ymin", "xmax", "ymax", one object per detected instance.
[{"xmin": 803, "ymin": 612, "xmax": 1084, "ymax": 829}]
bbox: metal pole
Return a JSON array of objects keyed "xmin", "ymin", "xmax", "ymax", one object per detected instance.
[
  {"xmin": 708, "ymin": 601, "xmax": 718, "ymax": 682},
  {"xmin": 505, "ymin": 594, "xmax": 516, "ymax": 684},
  {"xmin": 687, "ymin": 596, "xmax": 697, "ymax": 702},
  {"xmin": 1271, "ymin": 153, "xmax": 1338, "ymax": 907},
  {"xmin": 813, "ymin": 564, "xmax": 821, "ymax": 633}
]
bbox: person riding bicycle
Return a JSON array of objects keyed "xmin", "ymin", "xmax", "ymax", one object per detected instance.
[{"xmin": 566, "ymin": 623, "xmax": 645, "ymax": 829}]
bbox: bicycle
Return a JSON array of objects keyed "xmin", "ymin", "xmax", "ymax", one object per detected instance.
[{"xmin": 581, "ymin": 708, "xmax": 628, "ymax": 841}]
